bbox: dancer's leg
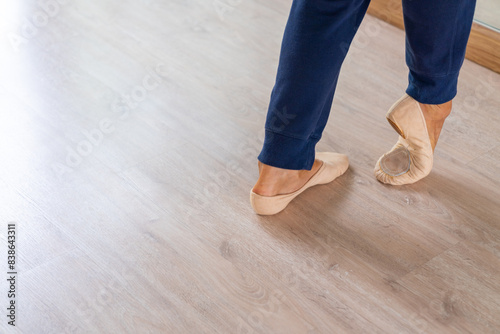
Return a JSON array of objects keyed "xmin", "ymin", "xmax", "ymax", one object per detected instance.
[
  {"xmin": 257, "ymin": 0, "xmax": 372, "ymax": 172},
  {"xmin": 404, "ymin": 0, "xmax": 476, "ymax": 105},
  {"xmin": 374, "ymin": 0, "xmax": 476, "ymax": 185},
  {"xmin": 405, "ymin": 0, "xmax": 476, "ymax": 149}
]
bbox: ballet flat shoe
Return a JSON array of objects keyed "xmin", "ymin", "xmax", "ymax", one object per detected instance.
[
  {"xmin": 374, "ymin": 94, "xmax": 433, "ymax": 185},
  {"xmin": 250, "ymin": 152, "xmax": 349, "ymax": 215}
]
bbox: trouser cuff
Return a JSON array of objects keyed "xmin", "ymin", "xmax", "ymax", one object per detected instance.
[
  {"xmin": 406, "ymin": 70, "xmax": 460, "ymax": 104},
  {"xmin": 257, "ymin": 130, "xmax": 319, "ymax": 170}
]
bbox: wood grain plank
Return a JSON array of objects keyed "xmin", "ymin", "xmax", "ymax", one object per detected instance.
[{"xmin": 0, "ymin": 1, "xmax": 499, "ymax": 333}]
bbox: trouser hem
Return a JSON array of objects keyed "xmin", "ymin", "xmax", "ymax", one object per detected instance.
[
  {"xmin": 406, "ymin": 70, "xmax": 460, "ymax": 104},
  {"xmin": 257, "ymin": 130, "xmax": 320, "ymax": 170}
]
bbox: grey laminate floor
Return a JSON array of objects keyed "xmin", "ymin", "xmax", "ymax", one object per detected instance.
[{"xmin": 0, "ymin": 1, "xmax": 499, "ymax": 333}]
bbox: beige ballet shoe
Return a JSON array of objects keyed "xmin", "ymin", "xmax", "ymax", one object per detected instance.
[
  {"xmin": 374, "ymin": 94, "xmax": 433, "ymax": 185},
  {"xmin": 250, "ymin": 152, "xmax": 349, "ymax": 215}
]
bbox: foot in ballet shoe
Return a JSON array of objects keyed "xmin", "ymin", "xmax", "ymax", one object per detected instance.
[
  {"xmin": 250, "ymin": 152, "xmax": 349, "ymax": 215},
  {"xmin": 374, "ymin": 94, "xmax": 433, "ymax": 185}
]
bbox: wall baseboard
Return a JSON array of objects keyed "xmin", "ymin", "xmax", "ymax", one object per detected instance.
[{"xmin": 367, "ymin": 0, "xmax": 500, "ymax": 74}]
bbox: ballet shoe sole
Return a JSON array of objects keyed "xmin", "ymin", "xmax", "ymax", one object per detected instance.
[{"xmin": 374, "ymin": 94, "xmax": 434, "ymax": 185}]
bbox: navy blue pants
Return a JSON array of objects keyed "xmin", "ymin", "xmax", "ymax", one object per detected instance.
[{"xmin": 257, "ymin": 0, "xmax": 476, "ymax": 170}]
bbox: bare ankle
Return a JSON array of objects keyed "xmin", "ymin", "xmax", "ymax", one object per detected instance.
[
  {"xmin": 252, "ymin": 160, "xmax": 322, "ymax": 196},
  {"xmin": 253, "ymin": 163, "xmax": 296, "ymax": 195},
  {"xmin": 418, "ymin": 101, "xmax": 452, "ymax": 152},
  {"xmin": 419, "ymin": 101, "xmax": 452, "ymax": 121}
]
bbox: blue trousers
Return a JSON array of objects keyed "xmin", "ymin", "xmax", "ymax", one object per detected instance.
[{"xmin": 258, "ymin": 0, "xmax": 476, "ymax": 170}]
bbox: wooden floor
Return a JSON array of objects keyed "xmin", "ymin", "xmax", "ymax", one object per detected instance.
[{"xmin": 1, "ymin": 1, "xmax": 499, "ymax": 333}]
